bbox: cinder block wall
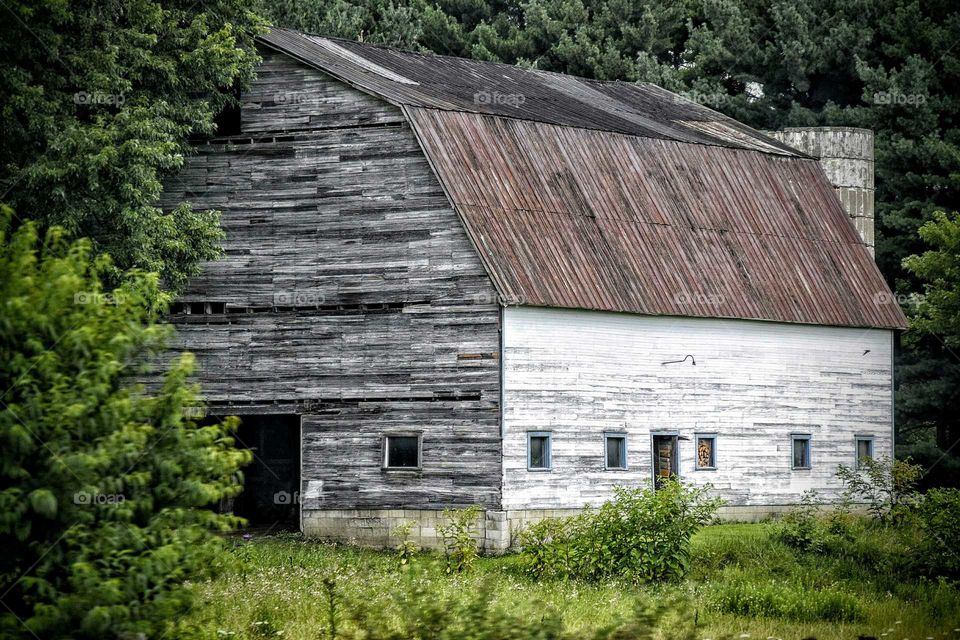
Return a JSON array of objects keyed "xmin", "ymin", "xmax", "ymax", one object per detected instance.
[
  {"xmin": 766, "ymin": 127, "xmax": 875, "ymax": 255},
  {"xmin": 302, "ymin": 505, "xmax": 806, "ymax": 553}
]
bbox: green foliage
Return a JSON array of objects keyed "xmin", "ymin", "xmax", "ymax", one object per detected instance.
[
  {"xmin": 772, "ymin": 491, "xmax": 871, "ymax": 560},
  {"xmin": 0, "ymin": 211, "xmax": 251, "ymax": 639},
  {"xmin": 706, "ymin": 578, "xmax": 862, "ymax": 623},
  {"xmin": 901, "ymin": 211, "xmax": 960, "ymax": 456},
  {"xmin": 836, "ymin": 456, "xmax": 922, "ymax": 522},
  {"xmin": 903, "ymin": 212, "xmax": 960, "ymax": 349},
  {"xmin": 392, "ymin": 520, "xmax": 419, "ymax": 566},
  {"xmin": 914, "ymin": 488, "xmax": 960, "ymax": 577},
  {"xmin": 0, "ymin": 0, "xmax": 266, "ymax": 289},
  {"xmin": 518, "ymin": 480, "xmax": 723, "ymax": 582},
  {"xmin": 437, "ymin": 504, "xmax": 482, "ymax": 573},
  {"xmin": 345, "ymin": 560, "xmax": 693, "ymax": 640}
]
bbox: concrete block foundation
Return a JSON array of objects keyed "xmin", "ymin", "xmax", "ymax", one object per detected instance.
[{"xmin": 301, "ymin": 505, "xmax": 800, "ymax": 552}]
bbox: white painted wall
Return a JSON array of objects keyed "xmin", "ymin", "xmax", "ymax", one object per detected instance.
[{"xmin": 501, "ymin": 306, "xmax": 894, "ymax": 510}]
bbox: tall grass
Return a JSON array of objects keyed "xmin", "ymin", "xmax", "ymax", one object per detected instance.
[{"xmin": 174, "ymin": 523, "xmax": 960, "ymax": 640}]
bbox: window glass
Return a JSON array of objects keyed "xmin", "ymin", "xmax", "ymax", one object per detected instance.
[
  {"xmin": 605, "ymin": 435, "xmax": 626, "ymax": 469},
  {"xmin": 529, "ymin": 434, "xmax": 551, "ymax": 470},
  {"xmin": 792, "ymin": 436, "xmax": 811, "ymax": 469},
  {"xmin": 385, "ymin": 436, "xmax": 419, "ymax": 468},
  {"xmin": 856, "ymin": 438, "xmax": 873, "ymax": 467}
]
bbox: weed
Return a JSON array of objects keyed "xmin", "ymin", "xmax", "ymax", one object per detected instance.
[
  {"xmin": 392, "ymin": 521, "xmax": 419, "ymax": 567},
  {"xmin": 437, "ymin": 505, "xmax": 482, "ymax": 573}
]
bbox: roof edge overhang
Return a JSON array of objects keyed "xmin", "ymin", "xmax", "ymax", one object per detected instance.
[{"xmin": 497, "ymin": 302, "xmax": 907, "ymax": 332}]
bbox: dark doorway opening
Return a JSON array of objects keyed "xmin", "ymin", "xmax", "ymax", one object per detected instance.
[
  {"xmin": 652, "ymin": 434, "xmax": 678, "ymax": 489},
  {"xmin": 232, "ymin": 414, "xmax": 300, "ymax": 528}
]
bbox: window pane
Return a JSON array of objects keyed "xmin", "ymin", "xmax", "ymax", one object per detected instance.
[
  {"xmin": 387, "ymin": 436, "xmax": 419, "ymax": 468},
  {"xmin": 697, "ymin": 437, "xmax": 715, "ymax": 468},
  {"xmin": 606, "ymin": 436, "xmax": 625, "ymax": 468},
  {"xmin": 793, "ymin": 438, "xmax": 809, "ymax": 468},
  {"xmin": 857, "ymin": 439, "xmax": 872, "ymax": 466},
  {"xmin": 529, "ymin": 436, "xmax": 549, "ymax": 469}
]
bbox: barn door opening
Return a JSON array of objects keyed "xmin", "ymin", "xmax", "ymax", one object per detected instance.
[
  {"xmin": 652, "ymin": 434, "xmax": 678, "ymax": 489},
  {"xmin": 232, "ymin": 414, "xmax": 300, "ymax": 528}
]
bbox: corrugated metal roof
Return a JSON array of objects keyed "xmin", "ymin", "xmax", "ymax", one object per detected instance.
[
  {"xmin": 409, "ymin": 109, "xmax": 905, "ymax": 329},
  {"xmin": 255, "ymin": 29, "xmax": 907, "ymax": 330}
]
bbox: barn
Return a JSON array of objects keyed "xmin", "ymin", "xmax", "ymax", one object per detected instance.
[{"xmin": 160, "ymin": 28, "xmax": 908, "ymax": 551}]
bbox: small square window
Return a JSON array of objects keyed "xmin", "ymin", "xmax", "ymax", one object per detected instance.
[
  {"xmin": 384, "ymin": 435, "xmax": 420, "ymax": 469},
  {"xmin": 604, "ymin": 434, "xmax": 627, "ymax": 469},
  {"xmin": 528, "ymin": 432, "xmax": 552, "ymax": 471},
  {"xmin": 696, "ymin": 434, "xmax": 717, "ymax": 470},
  {"xmin": 792, "ymin": 435, "xmax": 811, "ymax": 470},
  {"xmin": 856, "ymin": 437, "xmax": 874, "ymax": 468}
]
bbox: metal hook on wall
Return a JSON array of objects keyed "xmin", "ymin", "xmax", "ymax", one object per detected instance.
[{"xmin": 661, "ymin": 354, "xmax": 696, "ymax": 366}]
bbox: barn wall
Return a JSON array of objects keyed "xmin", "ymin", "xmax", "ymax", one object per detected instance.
[
  {"xmin": 500, "ymin": 306, "xmax": 893, "ymax": 519},
  {"xmin": 161, "ymin": 50, "xmax": 502, "ymax": 519}
]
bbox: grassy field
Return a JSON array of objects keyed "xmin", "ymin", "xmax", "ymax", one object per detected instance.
[{"xmin": 176, "ymin": 523, "xmax": 960, "ymax": 639}]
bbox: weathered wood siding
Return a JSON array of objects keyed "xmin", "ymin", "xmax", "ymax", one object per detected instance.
[
  {"xmin": 501, "ymin": 306, "xmax": 893, "ymax": 509},
  {"xmin": 161, "ymin": 50, "xmax": 502, "ymax": 510}
]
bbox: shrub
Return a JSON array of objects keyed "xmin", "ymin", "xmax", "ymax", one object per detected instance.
[
  {"xmin": 0, "ymin": 213, "xmax": 250, "ymax": 639},
  {"xmin": 914, "ymin": 488, "xmax": 960, "ymax": 577},
  {"xmin": 773, "ymin": 490, "xmax": 834, "ymax": 553},
  {"xmin": 836, "ymin": 456, "xmax": 922, "ymax": 522},
  {"xmin": 516, "ymin": 516, "xmax": 578, "ymax": 579},
  {"xmin": 518, "ymin": 480, "xmax": 723, "ymax": 583},
  {"xmin": 437, "ymin": 505, "xmax": 482, "ymax": 573}
]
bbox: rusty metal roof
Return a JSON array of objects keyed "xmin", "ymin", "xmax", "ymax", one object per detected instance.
[{"xmin": 256, "ymin": 30, "xmax": 907, "ymax": 329}]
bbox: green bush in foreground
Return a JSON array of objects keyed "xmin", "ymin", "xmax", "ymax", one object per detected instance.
[
  {"xmin": 518, "ymin": 480, "xmax": 723, "ymax": 582},
  {"xmin": 915, "ymin": 488, "xmax": 960, "ymax": 577},
  {"xmin": 0, "ymin": 211, "xmax": 250, "ymax": 639}
]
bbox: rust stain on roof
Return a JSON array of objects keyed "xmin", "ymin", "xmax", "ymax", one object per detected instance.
[
  {"xmin": 406, "ymin": 109, "xmax": 906, "ymax": 329},
  {"xmin": 256, "ymin": 29, "xmax": 908, "ymax": 330}
]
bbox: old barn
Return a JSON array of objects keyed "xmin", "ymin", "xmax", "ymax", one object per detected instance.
[{"xmin": 161, "ymin": 29, "xmax": 908, "ymax": 551}]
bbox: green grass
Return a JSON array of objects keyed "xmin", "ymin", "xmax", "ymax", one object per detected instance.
[{"xmin": 176, "ymin": 523, "xmax": 960, "ymax": 639}]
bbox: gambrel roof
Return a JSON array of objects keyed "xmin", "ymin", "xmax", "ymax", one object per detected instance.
[{"xmin": 258, "ymin": 29, "xmax": 908, "ymax": 330}]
